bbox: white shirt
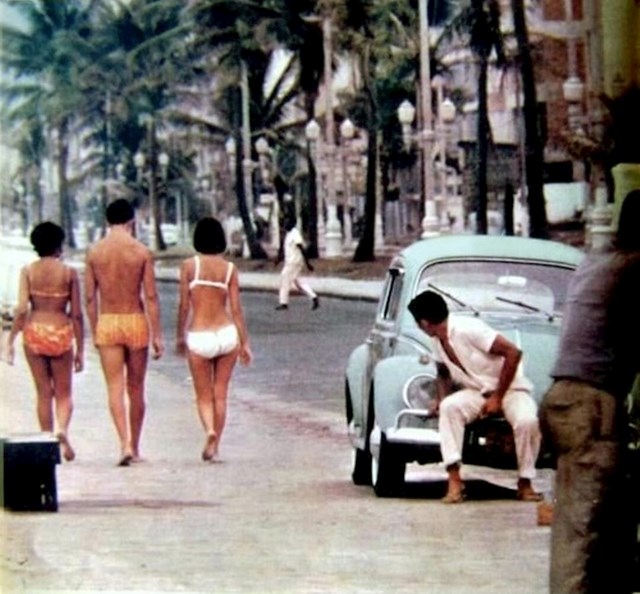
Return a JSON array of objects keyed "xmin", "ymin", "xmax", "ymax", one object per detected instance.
[
  {"xmin": 433, "ymin": 315, "xmax": 532, "ymax": 393},
  {"xmin": 283, "ymin": 227, "xmax": 305, "ymax": 266}
]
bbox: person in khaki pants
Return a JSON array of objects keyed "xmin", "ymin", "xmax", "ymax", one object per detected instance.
[
  {"xmin": 275, "ymin": 218, "xmax": 319, "ymax": 311},
  {"xmin": 539, "ymin": 190, "xmax": 640, "ymax": 594}
]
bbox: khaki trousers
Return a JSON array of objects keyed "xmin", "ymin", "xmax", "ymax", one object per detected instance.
[{"xmin": 539, "ymin": 380, "xmax": 633, "ymax": 594}]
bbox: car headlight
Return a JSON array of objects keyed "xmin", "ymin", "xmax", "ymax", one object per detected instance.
[{"xmin": 403, "ymin": 373, "xmax": 438, "ymax": 411}]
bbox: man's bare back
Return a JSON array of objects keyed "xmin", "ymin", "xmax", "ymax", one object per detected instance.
[{"xmin": 85, "ymin": 226, "xmax": 163, "ymax": 358}]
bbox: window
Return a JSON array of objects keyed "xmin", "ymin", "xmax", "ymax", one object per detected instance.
[
  {"xmin": 377, "ymin": 267, "xmax": 404, "ymax": 322},
  {"xmin": 415, "ymin": 259, "xmax": 575, "ymax": 315}
]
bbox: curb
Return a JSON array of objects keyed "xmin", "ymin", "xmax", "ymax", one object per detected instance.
[{"xmin": 155, "ymin": 267, "xmax": 383, "ymax": 303}]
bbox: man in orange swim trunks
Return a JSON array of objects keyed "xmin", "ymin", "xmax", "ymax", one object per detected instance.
[{"xmin": 85, "ymin": 199, "xmax": 164, "ymax": 466}]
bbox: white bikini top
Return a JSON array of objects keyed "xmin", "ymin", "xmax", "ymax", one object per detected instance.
[{"xmin": 188, "ymin": 256, "xmax": 234, "ymax": 292}]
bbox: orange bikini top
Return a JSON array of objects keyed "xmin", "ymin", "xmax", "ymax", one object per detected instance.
[{"xmin": 28, "ymin": 263, "xmax": 72, "ymax": 299}]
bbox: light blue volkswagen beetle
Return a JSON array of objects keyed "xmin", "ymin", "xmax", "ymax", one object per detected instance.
[{"xmin": 345, "ymin": 235, "xmax": 584, "ymax": 497}]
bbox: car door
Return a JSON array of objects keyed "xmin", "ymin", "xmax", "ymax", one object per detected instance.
[{"xmin": 362, "ymin": 265, "xmax": 405, "ymax": 421}]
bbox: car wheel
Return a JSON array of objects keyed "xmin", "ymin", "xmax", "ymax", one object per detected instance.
[
  {"xmin": 371, "ymin": 430, "xmax": 405, "ymax": 497},
  {"xmin": 351, "ymin": 446, "xmax": 372, "ymax": 485}
]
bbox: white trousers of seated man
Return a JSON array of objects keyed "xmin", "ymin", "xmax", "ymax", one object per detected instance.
[
  {"xmin": 438, "ymin": 387, "xmax": 542, "ymax": 479},
  {"xmin": 279, "ymin": 262, "xmax": 317, "ymax": 305}
]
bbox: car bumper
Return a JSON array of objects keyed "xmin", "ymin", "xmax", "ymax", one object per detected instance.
[{"xmin": 371, "ymin": 411, "xmax": 444, "ymax": 466}]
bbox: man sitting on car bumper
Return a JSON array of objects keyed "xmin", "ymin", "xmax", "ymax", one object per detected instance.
[{"xmin": 408, "ymin": 290, "xmax": 543, "ymax": 504}]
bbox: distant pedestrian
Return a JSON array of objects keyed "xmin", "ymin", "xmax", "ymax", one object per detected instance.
[
  {"xmin": 85, "ymin": 199, "xmax": 164, "ymax": 466},
  {"xmin": 176, "ymin": 217, "xmax": 252, "ymax": 462},
  {"xmin": 275, "ymin": 218, "xmax": 319, "ymax": 311},
  {"xmin": 408, "ymin": 290, "xmax": 543, "ymax": 504},
  {"xmin": 5, "ymin": 222, "xmax": 84, "ymax": 462},
  {"xmin": 539, "ymin": 190, "xmax": 640, "ymax": 594}
]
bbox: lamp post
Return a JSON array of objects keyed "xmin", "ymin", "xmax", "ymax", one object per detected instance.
[
  {"xmin": 418, "ymin": 0, "xmax": 438, "ymax": 238},
  {"xmin": 321, "ymin": 16, "xmax": 343, "ymax": 257},
  {"xmin": 255, "ymin": 136, "xmax": 280, "ymax": 251},
  {"xmin": 339, "ymin": 118, "xmax": 355, "ymax": 248},
  {"xmin": 432, "ymin": 74, "xmax": 457, "ymax": 229}
]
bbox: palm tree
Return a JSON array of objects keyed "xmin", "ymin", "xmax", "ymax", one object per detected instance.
[
  {"xmin": 189, "ymin": 0, "xmax": 296, "ymax": 259},
  {"xmin": 188, "ymin": 0, "xmax": 335, "ymax": 260},
  {"xmin": 337, "ymin": 0, "xmax": 458, "ymax": 260},
  {"xmin": 0, "ymin": 0, "xmax": 109, "ymax": 246},
  {"xmin": 511, "ymin": 0, "xmax": 547, "ymax": 238},
  {"xmin": 78, "ymin": 0, "xmax": 192, "ymax": 250},
  {"xmin": 268, "ymin": 0, "xmax": 324, "ymax": 257},
  {"xmin": 439, "ymin": 0, "xmax": 505, "ymax": 235}
]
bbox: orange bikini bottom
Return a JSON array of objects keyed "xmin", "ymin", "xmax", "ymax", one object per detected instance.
[
  {"xmin": 95, "ymin": 313, "xmax": 149, "ymax": 350},
  {"xmin": 23, "ymin": 322, "xmax": 74, "ymax": 357}
]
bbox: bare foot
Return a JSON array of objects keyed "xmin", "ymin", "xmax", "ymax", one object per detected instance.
[
  {"xmin": 117, "ymin": 453, "xmax": 134, "ymax": 467},
  {"xmin": 516, "ymin": 479, "xmax": 543, "ymax": 502},
  {"xmin": 202, "ymin": 433, "xmax": 217, "ymax": 461},
  {"xmin": 57, "ymin": 433, "xmax": 75, "ymax": 462}
]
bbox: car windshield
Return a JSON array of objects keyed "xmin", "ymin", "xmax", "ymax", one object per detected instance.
[{"xmin": 415, "ymin": 259, "xmax": 575, "ymax": 316}]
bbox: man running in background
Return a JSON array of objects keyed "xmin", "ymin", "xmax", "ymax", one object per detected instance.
[
  {"xmin": 275, "ymin": 217, "xmax": 319, "ymax": 311},
  {"xmin": 85, "ymin": 199, "xmax": 164, "ymax": 466}
]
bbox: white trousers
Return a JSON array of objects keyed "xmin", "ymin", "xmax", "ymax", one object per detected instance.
[
  {"xmin": 439, "ymin": 387, "xmax": 541, "ymax": 479},
  {"xmin": 278, "ymin": 263, "xmax": 317, "ymax": 304}
]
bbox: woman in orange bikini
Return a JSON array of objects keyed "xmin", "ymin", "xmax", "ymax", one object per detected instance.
[
  {"xmin": 176, "ymin": 217, "xmax": 252, "ymax": 461},
  {"xmin": 6, "ymin": 222, "xmax": 84, "ymax": 461}
]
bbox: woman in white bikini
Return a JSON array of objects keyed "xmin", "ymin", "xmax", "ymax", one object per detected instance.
[
  {"xmin": 176, "ymin": 217, "xmax": 252, "ymax": 461},
  {"xmin": 6, "ymin": 222, "xmax": 84, "ymax": 461}
]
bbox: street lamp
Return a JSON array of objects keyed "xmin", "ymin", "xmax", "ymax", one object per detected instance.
[
  {"xmin": 418, "ymin": 0, "xmax": 438, "ymax": 238},
  {"xmin": 254, "ymin": 137, "xmax": 280, "ymax": 252},
  {"xmin": 398, "ymin": 100, "xmax": 416, "ymax": 149},
  {"xmin": 339, "ymin": 118, "xmax": 355, "ymax": 247},
  {"xmin": 432, "ymin": 75, "xmax": 457, "ymax": 229},
  {"xmin": 321, "ymin": 15, "xmax": 343, "ymax": 258},
  {"xmin": 255, "ymin": 136, "xmax": 272, "ymax": 189}
]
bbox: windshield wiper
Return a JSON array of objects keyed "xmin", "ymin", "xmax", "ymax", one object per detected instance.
[
  {"xmin": 495, "ymin": 295, "xmax": 556, "ymax": 322},
  {"xmin": 427, "ymin": 283, "xmax": 480, "ymax": 316}
]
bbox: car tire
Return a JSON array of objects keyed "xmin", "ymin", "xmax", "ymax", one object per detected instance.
[
  {"xmin": 352, "ymin": 447, "xmax": 372, "ymax": 486},
  {"xmin": 372, "ymin": 430, "xmax": 405, "ymax": 497}
]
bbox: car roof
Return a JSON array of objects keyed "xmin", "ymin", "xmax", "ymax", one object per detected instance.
[{"xmin": 394, "ymin": 235, "xmax": 584, "ymax": 268}]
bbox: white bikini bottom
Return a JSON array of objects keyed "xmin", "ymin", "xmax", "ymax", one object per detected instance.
[{"xmin": 186, "ymin": 325, "xmax": 239, "ymax": 359}]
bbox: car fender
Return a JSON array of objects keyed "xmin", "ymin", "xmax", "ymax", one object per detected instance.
[
  {"xmin": 345, "ymin": 343, "xmax": 371, "ymax": 438},
  {"xmin": 372, "ymin": 355, "xmax": 436, "ymax": 433}
]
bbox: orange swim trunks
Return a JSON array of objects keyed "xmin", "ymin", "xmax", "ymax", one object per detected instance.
[
  {"xmin": 23, "ymin": 322, "xmax": 74, "ymax": 357},
  {"xmin": 95, "ymin": 313, "xmax": 149, "ymax": 350}
]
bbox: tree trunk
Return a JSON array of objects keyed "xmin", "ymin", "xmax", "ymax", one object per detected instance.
[
  {"xmin": 475, "ymin": 53, "xmax": 489, "ymax": 235},
  {"xmin": 353, "ymin": 118, "xmax": 377, "ymax": 262},
  {"xmin": 353, "ymin": 45, "xmax": 377, "ymax": 262},
  {"xmin": 512, "ymin": 0, "xmax": 548, "ymax": 238},
  {"xmin": 148, "ymin": 118, "xmax": 166, "ymax": 251},
  {"xmin": 232, "ymin": 86, "xmax": 267, "ymax": 260},
  {"xmin": 306, "ymin": 148, "xmax": 319, "ymax": 259},
  {"xmin": 56, "ymin": 119, "xmax": 76, "ymax": 248},
  {"xmin": 305, "ymin": 89, "xmax": 319, "ymax": 259}
]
